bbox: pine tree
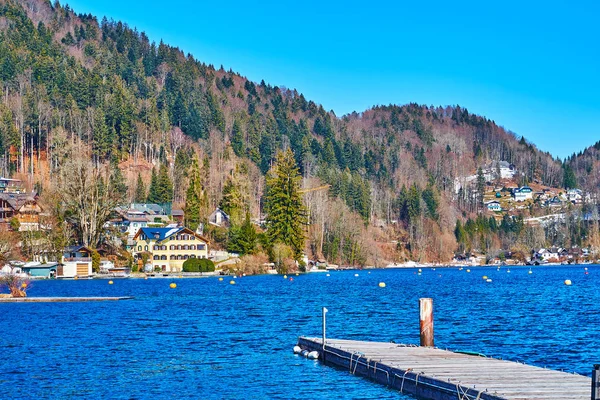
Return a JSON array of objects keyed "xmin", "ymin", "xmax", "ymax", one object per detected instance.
[
  {"xmin": 231, "ymin": 119, "xmax": 244, "ymax": 157},
  {"xmin": 155, "ymin": 164, "xmax": 173, "ymax": 203},
  {"xmin": 265, "ymin": 149, "xmax": 307, "ymax": 260},
  {"xmin": 184, "ymin": 158, "xmax": 207, "ymax": 231},
  {"xmin": 146, "ymin": 167, "xmax": 158, "ymax": 203},
  {"xmin": 134, "ymin": 173, "xmax": 146, "ymax": 203},
  {"xmin": 109, "ymin": 165, "xmax": 127, "ymax": 204},
  {"xmin": 228, "ymin": 212, "xmax": 257, "ymax": 255},
  {"xmin": 476, "ymin": 167, "xmax": 485, "ymax": 207}
]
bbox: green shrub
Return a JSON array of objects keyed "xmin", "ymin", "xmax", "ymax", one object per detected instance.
[{"xmin": 182, "ymin": 258, "xmax": 215, "ymax": 272}]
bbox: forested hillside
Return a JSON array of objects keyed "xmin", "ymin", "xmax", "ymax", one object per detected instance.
[{"xmin": 0, "ymin": 0, "xmax": 586, "ymax": 266}]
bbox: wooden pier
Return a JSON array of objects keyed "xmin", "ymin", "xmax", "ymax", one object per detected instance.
[
  {"xmin": 298, "ymin": 337, "xmax": 591, "ymax": 400},
  {"xmin": 0, "ymin": 296, "xmax": 134, "ymax": 302}
]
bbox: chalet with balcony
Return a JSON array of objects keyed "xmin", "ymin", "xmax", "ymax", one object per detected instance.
[
  {"xmin": 0, "ymin": 193, "xmax": 42, "ymax": 231},
  {"xmin": 132, "ymin": 227, "xmax": 209, "ymax": 272}
]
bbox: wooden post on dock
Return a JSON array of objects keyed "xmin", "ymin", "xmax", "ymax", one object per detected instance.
[
  {"xmin": 322, "ymin": 307, "xmax": 328, "ymax": 349},
  {"xmin": 419, "ymin": 298, "xmax": 434, "ymax": 347},
  {"xmin": 592, "ymin": 364, "xmax": 600, "ymax": 400}
]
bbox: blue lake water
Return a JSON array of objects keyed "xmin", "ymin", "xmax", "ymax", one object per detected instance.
[{"xmin": 1, "ymin": 265, "xmax": 598, "ymax": 399}]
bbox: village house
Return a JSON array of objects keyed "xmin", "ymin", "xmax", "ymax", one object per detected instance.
[
  {"xmin": 486, "ymin": 201, "xmax": 502, "ymax": 212},
  {"xmin": 496, "ymin": 161, "xmax": 516, "ymax": 179},
  {"xmin": 171, "ymin": 209, "xmax": 185, "ymax": 225},
  {"xmin": 132, "ymin": 227, "xmax": 209, "ymax": 272},
  {"xmin": 60, "ymin": 245, "xmax": 94, "ymax": 278},
  {"xmin": 533, "ymin": 247, "xmax": 561, "ymax": 263},
  {"xmin": 208, "ymin": 208, "xmax": 230, "ymax": 228},
  {"xmin": 566, "ymin": 188, "xmax": 583, "ymax": 204},
  {"xmin": 513, "ymin": 186, "xmax": 533, "ymax": 202},
  {"xmin": 0, "ymin": 177, "xmax": 24, "ymax": 193},
  {"xmin": 545, "ymin": 196, "xmax": 563, "ymax": 208},
  {"xmin": 0, "ymin": 192, "xmax": 42, "ymax": 231}
]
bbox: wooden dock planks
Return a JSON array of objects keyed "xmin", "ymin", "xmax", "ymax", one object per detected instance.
[{"xmin": 298, "ymin": 337, "xmax": 590, "ymax": 400}]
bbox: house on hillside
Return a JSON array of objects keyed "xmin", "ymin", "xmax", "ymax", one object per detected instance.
[
  {"xmin": 208, "ymin": 208, "xmax": 230, "ymax": 228},
  {"xmin": 567, "ymin": 189, "xmax": 583, "ymax": 204},
  {"xmin": 513, "ymin": 186, "xmax": 533, "ymax": 202},
  {"xmin": 0, "ymin": 177, "xmax": 24, "ymax": 193},
  {"xmin": 497, "ymin": 161, "xmax": 516, "ymax": 179},
  {"xmin": 131, "ymin": 227, "xmax": 209, "ymax": 272},
  {"xmin": 171, "ymin": 209, "xmax": 184, "ymax": 225},
  {"xmin": 486, "ymin": 201, "xmax": 502, "ymax": 212},
  {"xmin": 545, "ymin": 196, "xmax": 563, "ymax": 208},
  {"xmin": 0, "ymin": 193, "xmax": 42, "ymax": 231}
]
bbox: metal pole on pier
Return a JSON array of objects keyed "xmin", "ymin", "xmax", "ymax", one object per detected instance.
[
  {"xmin": 592, "ymin": 364, "xmax": 600, "ymax": 400},
  {"xmin": 419, "ymin": 298, "xmax": 434, "ymax": 347},
  {"xmin": 322, "ymin": 307, "xmax": 328, "ymax": 350}
]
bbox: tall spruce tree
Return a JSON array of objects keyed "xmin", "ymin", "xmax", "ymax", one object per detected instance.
[
  {"xmin": 265, "ymin": 149, "xmax": 307, "ymax": 260},
  {"xmin": 184, "ymin": 158, "xmax": 207, "ymax": 231},
  {"xmin": 227, "ymin": 212, "xmax": 257, "ymax": 255},
  {"xmin": 109, "ymin": 164, "xmax": 127, "ymax": 204},
  {"xmin": 156, "ymin": 164, "xmax": 174, "ymax": 203},
  {"xmin": 147, "ymin": 167, "xmax": 159, "ymax": 203},
  {"xmin": 134, "ymin": 173, "xmax": 146, "ymax": 203}
]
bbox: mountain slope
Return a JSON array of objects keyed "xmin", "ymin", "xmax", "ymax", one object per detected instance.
[{"xmin": 0, "ymin": 0, "xmax": 573, "ymax": 263}]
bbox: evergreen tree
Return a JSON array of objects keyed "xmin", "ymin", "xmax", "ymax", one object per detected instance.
[
  {"xmin": 454, "ymin": 220, "xmax": 467, "ymax": 252},
  {"xmin": 563, "ymin": 164, "xmax": 577, "ymax": 189},
  {"xmin": 134, "ymin": 173, "xmax": 146, "ymax": 203},
  {"xmin": 265, "ymin": 149, "xmax": 307, "ymax": 260},
  {"xmin": 147, "ymin": 167, "xmax": 159, "ymax": 203},
  {"xmin": 476, "ymin": 167, "xmax": 485, "ymax": 207},
  {"xmin": 231, "ymin": 119, "xmax": 244, "ymax": 157},
  {"xmin": 228, "ymin": 212, "xmax": 257, "ymax": 255},
  {"xmin": 109, "ymin": 165, "xmax": 127, "ymax": 203},
  {"xmin": 155, "ymin": 164, "xmax": 173, "ymax": 203},
  {"xmin": 184, "ymin": 158, "xmax": 207, "ymax": 231}
]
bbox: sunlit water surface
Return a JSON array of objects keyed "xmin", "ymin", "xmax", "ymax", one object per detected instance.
[{"xmin": 1, "ymin": 265, "xmax": 598, "ymax": 399}]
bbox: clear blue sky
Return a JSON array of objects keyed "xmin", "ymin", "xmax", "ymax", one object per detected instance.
[{"xmin": 65, "ymin": 0, "xmax": 600, "ymax": 159}]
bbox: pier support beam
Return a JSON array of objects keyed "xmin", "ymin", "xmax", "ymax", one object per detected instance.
[
  {"xmin": 593, "ymin": 364, "xmax": 600, "ymax": 400},
  {"xmin": 419, "ymin": 298, "xmax": 434, "ymax": 347}
]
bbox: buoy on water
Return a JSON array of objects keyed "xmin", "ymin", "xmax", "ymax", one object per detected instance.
[
  {"xmin": 293, "ymin": 346, "xmax": 302, "ymax": 354},
  {"xmin": 482, "ymin": 275, "xmax": 488, "ymax": 280},
  {"xmin": 564, "ymin": 279, "xmax": 572, "ymax": 286},
  {"xmin": 354, "ymin": 273, "xmax": 359, "ymax": 277},
  {"xmin": 307, "ymin": 351, "xmax": 319, "ymax": 360},
  {"xmin": 289, "ymin": 278, "xmax": 294, "ymax": 282},
  {"xmin": 229, "ymin": 280, "xmax": 236, "ymax": 285},
  {"xmin": 283, "ymin": 275, "xmax": 287, "ymax": 279},
  {"xmin": 486, "ymin": 278, "xmax": 493, "ymax": 283},
  {"xmin": 219, "ymin": 277, "xmax": 223, "ymax": 281},
  {"xmin": 233, "ymin": 275, "xmax": 237, "ymax": 279},
  {"xmin": 108, "ymin": 280, "xmax": 114, "ymax": 285},
  {"xmin": 378, "ymin": 282, "xmax": 386, "ymax": 288},
  {"xmin": 169, "ymin": 282, "xmax": 176, "ymax": 289},
  {"xmin": 466, "ymin": 269, "xmax": 471, "ymax": 273},
  {"xmin": 295, "ymin": 273, "xmax": 299, "ymax": 276},
  {"xmin": 418, "ymin": 268, "xmax": 422, "ymax": 273},
  {"xmin": 528, "ymin": 269, "xmax": 533, "ymax": 274},
  {"xmin": 326, "ymin": 274, "xmax": 330, "ymax": 277}
]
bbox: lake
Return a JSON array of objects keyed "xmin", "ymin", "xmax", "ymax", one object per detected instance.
[{"xmin": 1, "ymin": 265, "xmax": 597, "ymax": 399}]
